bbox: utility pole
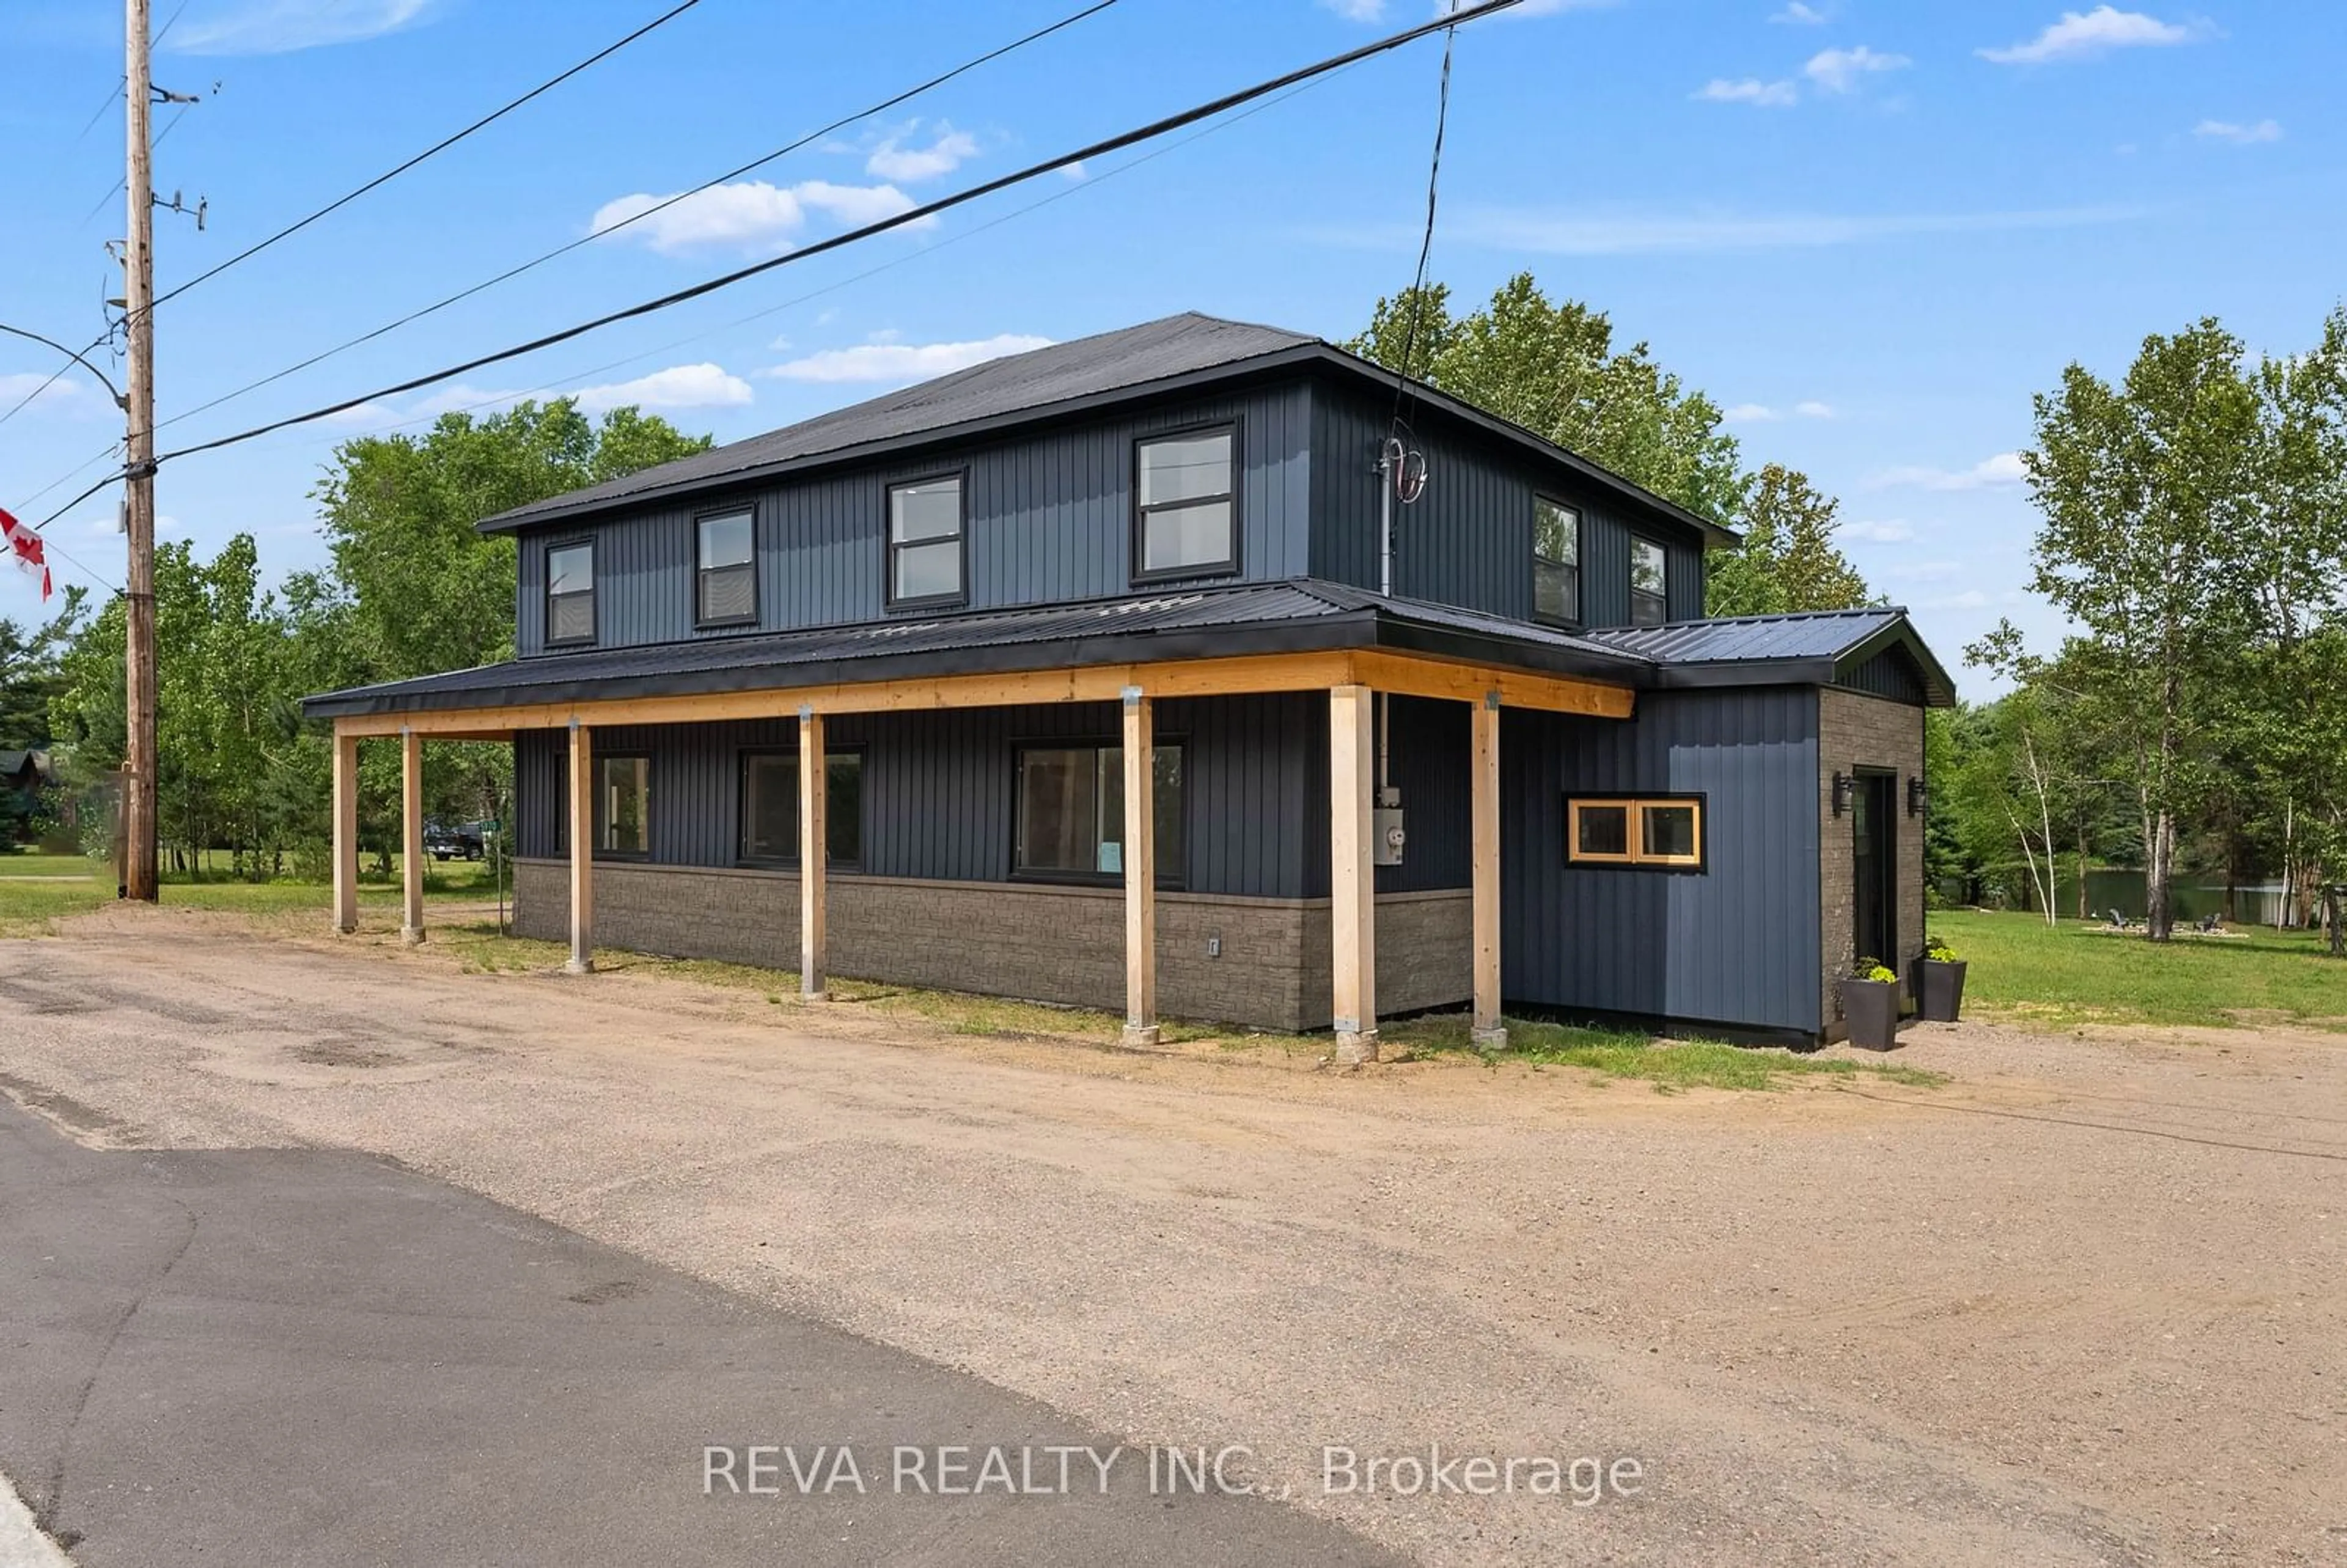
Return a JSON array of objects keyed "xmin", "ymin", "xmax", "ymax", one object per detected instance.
[{"xmin": 122, "ymin": 0, "xmax": 158, "ymax": 901}]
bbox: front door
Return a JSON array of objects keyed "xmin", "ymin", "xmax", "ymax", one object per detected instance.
[{"xmin": 1853, "ymin": 770, "xmax": 1897, "ymax": 971}]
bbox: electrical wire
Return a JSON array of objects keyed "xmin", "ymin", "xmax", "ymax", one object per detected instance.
[
  {"xmin": 152, "ymin": 0, "xmax": 1123, "ymax": 438},
  {"xmin": 68, "ymin": 0, "xmax": 191, "ymax": 147},
  {"xmin": 79, "ymin": 103, "xmax": 191, "ymax": 225},
  {"xmin": 141, "ymin": 0, "xmax": 709, "ymax": 317},
  {"xmin": 154, "ymin": 0, "xmax": 1525, "ymax": 468},
  {"xmin": 217, "ymin": 59, "xmax": 1357, "ymax": 460},
  {"xmin": 1390, "ymin": 3, "xmax": 1458, "ymax": 430}
]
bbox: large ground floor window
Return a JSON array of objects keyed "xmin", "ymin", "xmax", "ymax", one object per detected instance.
[
  {"xmin": 738, "ymin": 750, "xmax": 864, "ymax": 867},
  {"xmin": 598, "ymin": 755, "xmax": 650, "ymax": 856},
  {"xmin": 1015, "ymin": 742, "xmax": 1184, "ymax": 882}
]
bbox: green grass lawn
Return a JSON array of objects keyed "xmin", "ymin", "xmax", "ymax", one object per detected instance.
[
  {"xmin": 1933, "ymin": 908, "xmax": 2347, "ymax": 1031},
  {"xmin": 1384, "ymin": 1014, "xmax": 1944, "ymax": 1090},
  {"xmin": 0, "ymin": 849, "xmax": 505, "ymax": 936}
]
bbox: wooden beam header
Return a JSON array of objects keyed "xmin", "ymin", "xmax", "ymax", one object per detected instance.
[{"xmin": 329, "ymin": 647, "xmax": 1633, "ymax": 739}]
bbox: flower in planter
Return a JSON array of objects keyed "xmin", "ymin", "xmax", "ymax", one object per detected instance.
[
  {"xmin": 1923, "ymin": 934, "xmax": 1960, "ymax": 964},
  {"xmin": 1852, "ymin": 956, "xmax": 1897, "ymax": 984}
]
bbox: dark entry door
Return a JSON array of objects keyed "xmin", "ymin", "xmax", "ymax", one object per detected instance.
[{"xmin": 1853, "ymin": 771, "xmax": 1897, "ymax": 969}]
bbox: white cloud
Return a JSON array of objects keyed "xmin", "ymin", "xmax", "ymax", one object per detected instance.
[
  {"xmin": 1917, "ymin": 588, "xmax": 1993, "ymax": 610},
  {"xmin": 1977, "ymin": 6, "xmax": 2192, "ymax": 65},
  {"xmin": 0, "ymin": 373, "xmax": 82, "ymax": 411},
  {"xmin": 1871, "ymin": 452, "xmax": 2027, "ymax": 491},
  {"xmin": 1408, "ymin": 203, "xmax": 2140, "ymax": 255},
  {"xmin": 1322, "ymin": 0, "xmax": 1384, "ymax": 16},
  {"xmin": 1724, "ymin": 400, "xmax": 1834, "ymax": 424},
  {"xmin": 590, "ymin": 180, "xmax": 919, "ymax": 255},
  {"xmin": 1695, "ymin": 78, "xmax": 1799, "ymax": 108},
  {"xmin": 866, "ymin": 124, "xmax": 979, "ymax": 183},
  {"xmin": 1838, "ymin": 518, "xmax": 1917, "ymax": 543},
  {"xmin": 155, "ymin": 513, "xmax": 186, "ymax": 536},
  {"xmin": 319, "ymin": 383, "xmax": 525, "ymax": 428},
  {"xmin": 170, "ymin": 0, "xmax": 437, "ymax": 55},
  {"xmin": 570, "ymin": 363, "xmax": 753, "ymax": 414},
  {"xmin": 1805, "ymin": 45, "xmax": 1909, "ymax": 93},
  {"xmin": 1882, "ymin": 559, "xmax": 1962, "ymax": 580},
  {"xmin": 1771, "ymin": 2, "xmax": 1826, "ymax": 21},
  {"xmin": 2195, "ymin": 118, "xmax": 2283, "ymax": 145},
  {"xmin": 766, "ymin": 334, "xmax": 1054, "ymax": 385}
]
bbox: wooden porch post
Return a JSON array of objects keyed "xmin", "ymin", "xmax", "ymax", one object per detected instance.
[
  {"xmin": 331, "ymin": 724, "xmax": 359, "ymax": 934},
  {"xmin": 1470, "ymin": 694, "xmax": 1507, "ymax": 1050},
  {"xmin": 1330, "ymin": 683, "xmax": 1378, "ymax": 1063},
  {"xmin": 1120, "ymin": 687, "xmax": 1158, "ymax": 1048},
  {"xmin": 567, "ymin": 719, "xmax": 593, "ymax": 975},
  {"xmin": 799, "ymin": 704, "xmax": 827, "ymax": 999},
  {"xmin": 400, "ymin": 728, "xmax": 425, "ymax": 945}
]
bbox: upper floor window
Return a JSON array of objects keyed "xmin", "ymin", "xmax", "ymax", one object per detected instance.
[
  {"xmin": 1134, "ymin": 426, "xmax": 1236, "ymax": 581},
  {"xmin": 888, "ymin": 474, "xmax": 965, "ymax": 608},
  {"xmin": 1533, "ymin": 497, "xmax": 1581, "ymax": 625},
  {"xmin": 696, "ymin": 509, "xmax": 756, "ymax": 628},
  {"xmin": 546, "ymin": 541, "xmax": 594, "ymax": 646},
  {"xmin": 1631, "ymin": 538, "xmax": 1669, "ymax": 627}
]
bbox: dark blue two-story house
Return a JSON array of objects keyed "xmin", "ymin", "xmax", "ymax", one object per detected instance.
[{"xmin": 303, "ymin": 313, "xmax": 1954, "ymax": 1052}]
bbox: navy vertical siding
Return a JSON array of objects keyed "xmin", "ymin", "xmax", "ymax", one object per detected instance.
[
  {"xmin": 515, "ymin": 386, "xmax": 1313, "ymax": 657},
  {"xmin": 1307, "ymin": 379, "xmax": 1711, "ymax": 629},
  {"xmin": 515, "ymin": 694, "xmax": 1320, "ymax": 899},
  {"xmin": 1502, "ymin": 687, "xmax": 1821, "ymax": 1035},
  {"xmin": 1838, "ymin": 645, "xmax": 1926, "ymax": 703}
]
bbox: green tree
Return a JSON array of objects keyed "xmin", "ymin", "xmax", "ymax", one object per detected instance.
[
  {"xmin": 0, "ymin": 587, "xmax": 92, "ymax": 749},
  {"xmin": 2023, "ymin": 319, "xmax": 2262, "ymax": 940},
  {"xmin": 1350, "ymin": 274, "xmax": 1748, "ymax": 526},
  {"xmin": 1705, "ymin": 463, "xmax": 1872, "ymax": 616}
]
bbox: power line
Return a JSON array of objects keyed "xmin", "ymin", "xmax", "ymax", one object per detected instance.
[
  {"xmin": 1390, "ymin": 6, "xmax": 1458, "ymax": 428},
  {"xmin": 140, "ymin": 0, "xmax": 709, "ymax": 317},
  {"xmin": 222, "ymin": 60, "xmax": 1353, "ymax": 461},
  {"xmin": 67, "ymin": 0, "xmax": 189, "ymax": 147},
  {"xmin": 79, "ymin": 101, "xmax": 191, "ymax": 225},
  {"xmin": 152, "ymin": 0, "xmax": 1122, "ymax": 438},
  {"xmin": 156, "ymin": 0, "xmax": 1525, "ymax": 467},
  {"xmin": 0, "ymin": 323, "xmax": 127, "ymax": 408}
]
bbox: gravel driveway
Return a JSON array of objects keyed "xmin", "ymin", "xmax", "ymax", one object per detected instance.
[{"xmin": 2, "ymin": 907, "xmax": 2341, "ymax": 1566}]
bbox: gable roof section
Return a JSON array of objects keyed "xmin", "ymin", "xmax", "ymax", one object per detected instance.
[
  {"xmin": 300, "ymin": 579, "xmax": 1653, "ymax": 721},
  {"xmin": 477, "ymin": 313, "xmax": 1738, "ymax": 547},
  {"xmin": 1585, "ymin": 607, "xmax": 1957, "ymax": 706}
]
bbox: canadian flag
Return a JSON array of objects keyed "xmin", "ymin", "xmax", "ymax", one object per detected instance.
[{"xmin": 0, "ymin": 507, "xmax": 53, "ymax": 602}]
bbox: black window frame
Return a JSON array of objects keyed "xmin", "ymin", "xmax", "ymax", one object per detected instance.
[
  {"xmin": 1532, "ymin": 495, "xmax": 1583, "ymax": 628},
  {"xmin": 1629, "ymin": 536, "xmax": 1670, "ymax": 628},
  {"xmin": 593, "ymin": 752, "xmax": 653, "ymax": 861},
  {"xmin": 734, "ymin": 746, "xmax": 866, "ymax": 871},
  {"xmin": 693, "ymin": 504, "xmax": 760, "ymax": 631},
  {"xmin": 1130, "ymin": 420, "xmax": 1241, "ymax": 585},
  {"xmin": 1009, "ymin": 738, "xmax": 1188, "ymax": 889},
  {"xmin": 544, "ymin": 537, "xmax": 596, "ymax": 648},
  {"xmin": 1562, "ymin": 791, "xmax": 1708, "ymax": 874},
  {"xmin": 884, "ymin": 469, "xmax": 970, "ymax": 612}
]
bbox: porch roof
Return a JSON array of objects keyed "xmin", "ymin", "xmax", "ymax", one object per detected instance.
[
  {"xmin": 1585, "ymin": 607, "xmax": 1958, "ymax": 706},
  {"xmin": 299, "ymin": 578, "xmax": 1653, "ymax": 722}
]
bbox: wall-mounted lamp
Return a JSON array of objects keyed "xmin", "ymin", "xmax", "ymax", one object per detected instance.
[
  {"xmin": 1907, "ymin": 776, "xmax": 1928, "ymax": 818},
  {"xmin": 1831, "ymin": 771, "xmax": 1854, "ymax": 817}
]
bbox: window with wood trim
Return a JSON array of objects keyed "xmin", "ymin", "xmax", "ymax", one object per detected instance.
[
  {"xmin": 1013, "ymin": 742, "xmax": 1185, "ymax": 882},
  {"xmin": 1567, "ymin": 796, "xmax": 1704, "ymax": 870},
  {"xmin": 1533, "ymin": 497, "xmax": 1581, "ymax": 625},
  {"xmin": 1630, "ymin": 538, "xmax": 1669, "ymax": 627},
  {"xmin": 696, "ymin": 508, "xmax": 756, "ymax": 627},
  {"xmin": 887, "ymin": 474, "xmax": 964, "ymax": 607},
  {"xmin": 1134, "ymin": 427, "xmax": 1236, "ymax": 581},
  {"xmin": 546, "ymin": 541, "xmax": 594, "ymax": 646},
  {"xmin": 738, "ymin": 749, "xmax": 863, "ymax": 867}
]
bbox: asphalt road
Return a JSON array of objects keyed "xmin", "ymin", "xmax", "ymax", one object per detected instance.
[{"xmin": 0, "ymin": 1099, "xmax": 1395, "ymax": 1567}]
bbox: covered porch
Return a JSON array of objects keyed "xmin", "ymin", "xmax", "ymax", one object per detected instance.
[{"xmin": 323, "ymin": 643, "xmax": 1635, "ymax": 1058}]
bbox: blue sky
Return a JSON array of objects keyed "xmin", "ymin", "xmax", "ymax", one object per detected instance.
[{"xmin": 2, "ymin": 0, "xmax": 2338, "ymax": 692}]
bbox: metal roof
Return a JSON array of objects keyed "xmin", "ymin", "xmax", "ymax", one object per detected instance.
[
  {"xmin": 301, "ymin": 579, "xmax": 1652, "ymax": 720},
  {"xmin": 476, "ymin": 313, "xmax": 1738, "ymax": 547},
  {"xmin": 1586, "ymin": 607, "xmax": 1956, "ymax": 705}
]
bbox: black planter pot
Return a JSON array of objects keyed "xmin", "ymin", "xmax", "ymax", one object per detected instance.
[
  {"xmin": 1914, "ymin": 959, "xmax": 1967, "ymax": 1023},
  {"xmin": 1838, "ymin": 978, "xmax": 1900, "ymax": 1050}
]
